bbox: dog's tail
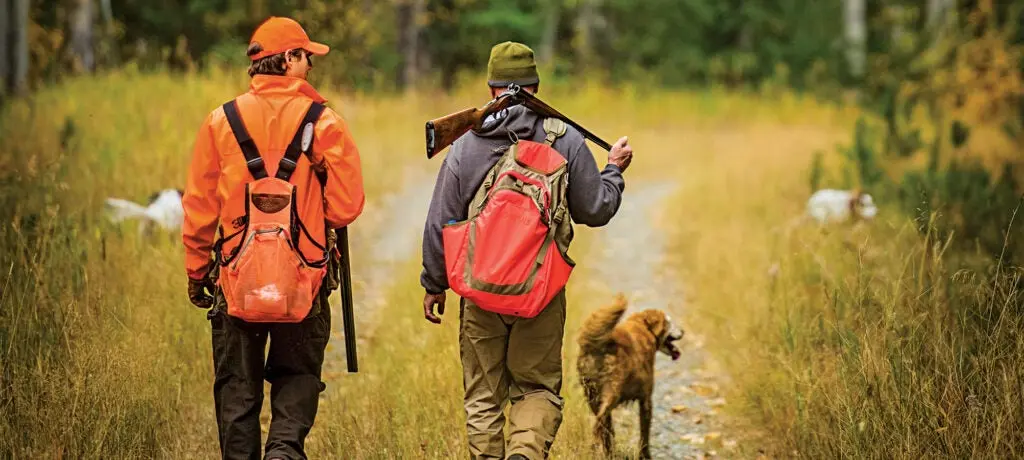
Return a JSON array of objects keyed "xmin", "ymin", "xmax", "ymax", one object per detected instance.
[
  {"xmin": 577, "ymin": 293, "xmax": 628, "ymax": 354},
  {"xmin": 104, "ymin": 197, "xmax": 151, "ymax": 223}
]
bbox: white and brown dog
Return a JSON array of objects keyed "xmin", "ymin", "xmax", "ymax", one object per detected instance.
[
  {"xmin": 104, "ymin": 188, "xmax": 184, "ymax": 237},
  {"xmin": 806, "ymin": 188, "xmax": 878, "ymax": 225}
]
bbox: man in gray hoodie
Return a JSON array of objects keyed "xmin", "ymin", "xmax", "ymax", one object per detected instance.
[{"xmin": 420, "ymin": 41, "xmax": 632, "ymax": 460}]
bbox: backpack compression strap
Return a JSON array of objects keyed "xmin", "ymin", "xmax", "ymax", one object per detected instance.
[
  {"xmin": 542, "ymin": 118, "xmax": 569, "ymax": 226},
  {"xmin": 542, "ymin": 118, "xmax": 567, "ymax": 146},
  {"xmin": 222, "ymin": 100, "xmax": 269, "ymax": 180},
  {"xmin": 276, "ymin": 102, "xmax": 326, "ymax": 183}
]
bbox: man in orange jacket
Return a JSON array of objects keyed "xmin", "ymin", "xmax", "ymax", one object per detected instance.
[{"xmin": 181, "ymin": 17, "xmax": 364, "ymax": 460}]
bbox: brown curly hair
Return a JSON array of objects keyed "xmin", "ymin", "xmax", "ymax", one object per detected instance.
[{"xmin": 246, "ymin": 43, "xmax": 311, "ymax": 77}]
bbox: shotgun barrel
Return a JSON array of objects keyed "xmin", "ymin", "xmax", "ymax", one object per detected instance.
[{"xmin": 335, "ymin": 226, "xmax": 358, "ymax": 373}]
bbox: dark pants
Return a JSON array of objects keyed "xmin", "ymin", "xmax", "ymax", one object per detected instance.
[{"xmin": 209, "ymin": 298, "xmax": 331, "ymax": 460}]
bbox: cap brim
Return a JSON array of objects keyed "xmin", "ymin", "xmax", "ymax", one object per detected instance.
[
  {"xmin": 305, "ymin": 41, "xmax": 330, "ymax": 56},
  {"xmin": 487, "ymin": 76, "xmax": 540, "ymax": 87}
]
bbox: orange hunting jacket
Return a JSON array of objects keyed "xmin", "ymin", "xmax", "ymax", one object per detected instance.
[{"xmin": 182, "ymin": 75, "xmax": 365, "ymax": 280}]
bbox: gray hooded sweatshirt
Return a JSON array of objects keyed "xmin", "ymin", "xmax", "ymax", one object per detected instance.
[{"xmin": 420, "ymin": 105, "xmax": 625, "ymax": 294}]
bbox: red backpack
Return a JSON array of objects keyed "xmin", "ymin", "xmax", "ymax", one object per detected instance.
[{"xmin": 443, "ymin": 118, "xmax": 575, "ymax": 318}]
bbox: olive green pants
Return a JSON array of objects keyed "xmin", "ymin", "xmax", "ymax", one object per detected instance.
[{"xmin": 459, "ymin": 291, "xmax": 567, "ymax": 460}]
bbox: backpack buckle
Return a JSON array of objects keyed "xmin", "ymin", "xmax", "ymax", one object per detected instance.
[
  {"xmin": 246, "ymin": 156, "xmax": 265, "ymax": 173},
  {"xmin": 278, "ymin": 157, "xmax": 297, "ymax": 176}
]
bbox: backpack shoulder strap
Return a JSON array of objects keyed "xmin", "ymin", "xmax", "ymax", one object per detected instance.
[
  {"xmin": 221, "ymin": 100, "xmax": 268, "ymax": 180},
  {"xmin": 277, "ymin": 101, "xmax": 327, "ymax": 183},
  {"xmin": 542, "ymin": 118, "xmax": 567, "ymax": 146}
]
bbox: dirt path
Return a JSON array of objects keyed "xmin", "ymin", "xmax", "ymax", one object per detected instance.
[
  {"xmin": 585, "ymin": 181, "xmax": 737, "ymax": 459},
  {"xmin": 325, "ymin": 173, "xmax": 435, "ymax": 369},
  {"xmin": 321, "ymin": 173, "xmax": 738, "ymax": 458}
]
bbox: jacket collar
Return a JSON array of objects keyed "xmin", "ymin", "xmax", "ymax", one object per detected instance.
[{"xmin": 249, "ymin": 75, "xmax": 328, "ymax": 103}]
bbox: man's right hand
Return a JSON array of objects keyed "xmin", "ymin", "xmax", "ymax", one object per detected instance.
[
  {"xmin": 423, "ymin": 291, "xmax": 447, "ymax": 324},
  {"xmin": 608, "ymin": 136, "xmax": 633, "ymax": 172}
]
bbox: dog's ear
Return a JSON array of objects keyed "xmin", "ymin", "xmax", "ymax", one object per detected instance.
[
  {"xmin": 848, "ymin": 188, "xmax": 863, "ymax": 214},
  {"xmin": 642, "ymin": 310, "xmax": 667, "ymax": 339}
]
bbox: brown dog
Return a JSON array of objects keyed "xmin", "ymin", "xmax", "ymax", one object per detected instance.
[{"xmin": 576, "ymin": 294, "xmax": 683, "ymax": 459}]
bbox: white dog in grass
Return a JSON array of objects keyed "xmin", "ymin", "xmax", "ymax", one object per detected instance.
[
  {"xmin": 806, "ymin": 189, "xmax": 877, "ymax": 225},
  {"xmin": 105, "ymin": 188, "xmax": 184, "ymax": 236}
]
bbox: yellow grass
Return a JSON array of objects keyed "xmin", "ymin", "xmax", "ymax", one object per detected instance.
[
  {"xmin": 663, "ymin": 91, "xmax": 1024, "ymax": 457},
  {"xmin": 3, "ymin": 66, "xmax": 1019, "ymax": 459}
]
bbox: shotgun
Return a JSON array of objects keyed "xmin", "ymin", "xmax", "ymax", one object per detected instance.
[
  {"xmin": 424, "ymin": 83, "xmax": 612, "ymax": 159},
  {"xmin": 335, "ymin": 227, "xmax": 358, "ymax": 373}
]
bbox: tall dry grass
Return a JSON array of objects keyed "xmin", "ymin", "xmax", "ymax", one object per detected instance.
[
  {"xmin": 664, "ymin": 107, "xmax": 1024, "ymax": 457},
  {"xmin": 10, "ymin": 65, "xmax": 1014, "ymax": 459},
  {"xmin": 0, "ymin": 68, "xmax": 672, "ymax": 458},
  {"xmin": 0, "ymin": 67, "xmax": 441, "ymax": 457}
]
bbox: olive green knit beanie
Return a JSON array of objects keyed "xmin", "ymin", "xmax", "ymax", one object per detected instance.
[{"xmin": 487, "ymin": 41, "xmax": 540, "ymax": 87}]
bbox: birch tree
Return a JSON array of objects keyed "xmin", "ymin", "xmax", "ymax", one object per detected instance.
[
  {"xmin": 538, "ymin": 1, "xmax": 561, "ymax": 66},
  {"xmin": 397, "ymin": 0, "xmax": 426, "ymax": 89},
  {"xmin": 69, "ymin": 0, "xmax": 95, "ymax": 72},
  {"xmin": 843, "ymin": 0, "xmax": 866, "ymax": 79}
]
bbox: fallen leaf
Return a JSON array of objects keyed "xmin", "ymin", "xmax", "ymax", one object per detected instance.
[
  {"xmin": 691, "ymin": 382, "xmax": 719, "ymax": 396},
  {"xmin": 708, "ymin": 397, "xmax": 727, "ymax": 407},
  {"xmin": 681, "ymin": 433, "xmax": 705, "ymax": 445},
  {"xmin": 672, "ymin": 405, "xmax": 688, "ymax": 413},
  {"xmin": 692, "ymin": 416, "xmax": 703, "ymax": 425},
  {"xmin": 704, "ymin": 432, "xmax": 723, "ymax": 446}
]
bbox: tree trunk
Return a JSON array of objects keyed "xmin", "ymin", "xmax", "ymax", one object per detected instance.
[
  {"xmin": 250, "ymin": 0, "xmax": 266, "ymax": 21},
  {"xmin": 396, "ymin": 0, "xmax": 425, "ymax": 90},
  {"xmin": 12, "ymin": 0, "xmax": 28, "ymax": 94},
  {"xmin": 396, "ymin": 1, "xmax": 410, "ymax": 89},
  {"xmin": 100, "ymin": 0, "xmax": 113, "ymax": 25},
  {"xmin": 0, "ymin": 0, "xmax": 9, "ymax": 95},
  {"xmin": 843, "ymin": 0, "xmax": 866, "ymax": 79},
  {"xmin": 69, "ymin": 0, "xmax": 95, "ymax": 73},
  {"xmin": 362, "ymin": 0, "xmax": 373, "ymax": 71},
  {"xmin": 926, "ymin": 0, "xmax": 954, "ymax": 37},
  {"xmin": 538, "ymin": 2, "xmax": 561, "ymax": 65},
  {"xmin": 574, "ymin": 0, "xmax": 596, "ymax": 72}
]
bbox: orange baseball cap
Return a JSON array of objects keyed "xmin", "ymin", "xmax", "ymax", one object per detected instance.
[{"xmin": 248, "ymin": 16, "xmax": 329, "ymax": 61}]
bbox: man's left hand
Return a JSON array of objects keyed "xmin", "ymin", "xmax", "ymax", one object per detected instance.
[
  {"xmin": 188, "ymin": 277, "xmax": 216, "ymax": 309},
  {"xmin": 423, "ymin": 291, "xmax": 446, "ymax": 324}
]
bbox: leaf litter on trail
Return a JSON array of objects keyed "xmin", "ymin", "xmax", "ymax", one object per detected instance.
[{"xmin": 690, "ymin": 381, "xmax": 720, "ymax": 396}]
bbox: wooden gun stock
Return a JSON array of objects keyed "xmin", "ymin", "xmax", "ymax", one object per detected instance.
[
  {"xmin": 425, "ymin": 92, "xmax": 520, "ymax": 159},
  {"xmin": 425, "ymin": 107, "xmax": 482, "ymax": 159}
]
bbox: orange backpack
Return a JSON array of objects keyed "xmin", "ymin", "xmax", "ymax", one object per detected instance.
[
  {"xmin": 443, "ymin": 118, "xmax": 575, "ymax": 318},
  {"xmin": 213, "ymin": 100, "xmax": 329, "ymax": 323}
]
